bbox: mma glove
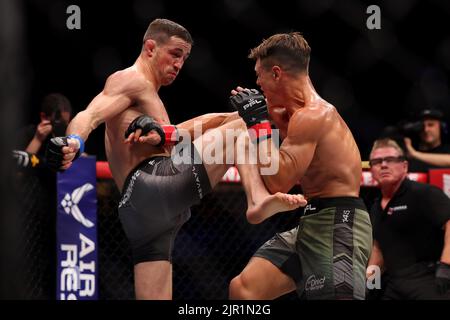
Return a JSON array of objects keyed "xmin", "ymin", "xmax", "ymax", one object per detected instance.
[
  {"xmin": 12, "ymin": 150, "xmax": 46, "ymax": 169},
  {"xmin": 124, "ymin": 115, "xmax": 179, "ymax": 147},
  {"xmin": 229, "ymin": 89, "xmax": 272, "ymax": 143},
  {"xmin": 436, "ymin": 261, "xmax": 450, "ymax": 295},
  {"xmin": 45, "ymin": 134, "xmax": 84, "ymax": 171}
]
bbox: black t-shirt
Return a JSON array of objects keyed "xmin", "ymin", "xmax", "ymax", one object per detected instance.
[
  {"xmin": 408, "ymin": 143, "xmax": 450, "ymax": 173},
  {"xmin": 370, "ymin": 179, "xmax": 450, "ymax": 271}
]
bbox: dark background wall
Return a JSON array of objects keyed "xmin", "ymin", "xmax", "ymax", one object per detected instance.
[{"xmin": 21, "ymin": 0, "xmax": 450, "ymax": 159}]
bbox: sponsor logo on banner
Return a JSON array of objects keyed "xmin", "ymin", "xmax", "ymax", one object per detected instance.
[
  {"xmin": 61, "ymin": 183, "xmax": 95, "ymax": 228},
  {"xmin": 57, "ymin": 157, "xmax": 97, "ymax": 300}
]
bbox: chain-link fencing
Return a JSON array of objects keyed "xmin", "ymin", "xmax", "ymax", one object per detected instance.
[
  {"xmin": 97, "ymin": 180, "xmax": 302, "ymax": 300},
  {"xmin": 15, "ymin": 169, "xmax": 381, "ymax": 300}
]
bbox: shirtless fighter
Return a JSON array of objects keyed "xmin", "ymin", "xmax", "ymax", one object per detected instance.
[{"xmin": 229, "ymin": 32, "xmax": 373, "ymax": 300}]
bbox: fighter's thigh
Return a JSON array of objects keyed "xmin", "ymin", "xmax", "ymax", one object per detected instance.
[
  {"xmin": 177, "ymin": 112, "xmax": 240, "ymax": 132},
  {"xmin": 234, "ymin": 257, "xmax": 296, "ymax": 299}
]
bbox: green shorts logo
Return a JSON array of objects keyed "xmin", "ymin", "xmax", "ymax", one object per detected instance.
[{"xmin": 305, "ymin": 275, "xmax": 326, "ymax": 291}]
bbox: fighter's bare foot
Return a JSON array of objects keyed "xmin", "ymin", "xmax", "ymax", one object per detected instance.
[{"xmin": 246, "ymin": 192, "xmax": 307, "ymax": 224}]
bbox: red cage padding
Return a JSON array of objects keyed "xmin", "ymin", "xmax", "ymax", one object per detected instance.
[
  {"xmin": 96, "ymin": 161, "xmax": 430, "ymax": 186},
  {"xmin": 96, "ymin": 161, "xmax": 113, "ymax": 179}
]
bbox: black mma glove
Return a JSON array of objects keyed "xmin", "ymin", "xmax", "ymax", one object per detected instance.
[
  {"xmin": 229, "ymin": 89, "xmax": 272, "ymax": 142},
  {"xmin": 45, "ymin": 135, "xmax": 83, "ymax": 171},
  {"xmin": 436, "ymin": 262, "xmax": 450, "ymax": 295},
  {"xmin": 125, "ymin": 115, "xmax": 179, "ymax": 147}
]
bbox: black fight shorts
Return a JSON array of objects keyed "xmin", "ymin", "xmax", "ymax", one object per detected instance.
[{"xmin": 118, "ymin": 144, "xmax": 211, "ymax": 265}]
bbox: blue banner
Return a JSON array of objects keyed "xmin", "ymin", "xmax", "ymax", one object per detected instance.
[{"xmin": 56, "ymin": 156, "xmax": 98, "ymax": 300}]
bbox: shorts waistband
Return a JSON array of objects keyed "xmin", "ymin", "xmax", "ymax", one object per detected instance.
[{"xmin": 303, "ymin": 196, "xmax": 367, "ymax": 216}]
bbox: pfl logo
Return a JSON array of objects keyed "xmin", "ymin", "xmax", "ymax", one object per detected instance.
[
  {"xmin": 305, "ymin": 204, "xmax": 317, "ymax": 212},
  {"xmin": 243, "ymin": 98, "xmax": 262, "ymax": 111}
]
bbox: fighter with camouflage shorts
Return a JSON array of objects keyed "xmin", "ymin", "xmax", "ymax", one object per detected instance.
[
  {"xmin": 255, "ymin": 198, "xmax": 372, "ymax": 299},
  {"xmin": 229, "ymin": 32, "xmax": 372, "ymax": 300}
]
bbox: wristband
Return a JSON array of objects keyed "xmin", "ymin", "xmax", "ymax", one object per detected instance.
[
  {"xmin": 248, "ymin": 121, "xmax": 272, "ymax": 143},
  {"xmin": 67, "ymin": 134, "xmax": 85, "ymax": 153},
  {"xmin": 161, "ymin": 125, "xmax": 179, "ymax": 146}
]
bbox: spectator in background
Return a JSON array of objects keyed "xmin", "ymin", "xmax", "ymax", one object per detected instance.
[
  {"xmin": 11, "ymin": 93, "xmax": 72, "ymax": 300},
  {"xmin": 16, "ymin": 93, "xmax": 72, "ymax": 157},
  {"xmin": 406, "ymin": 109, "xmax": 450, "ymax": 172},
  {"xmin": 367, "ymin": 138, "xmax": 450, "ymax": 299}
]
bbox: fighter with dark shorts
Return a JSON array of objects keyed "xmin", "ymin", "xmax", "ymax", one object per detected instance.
[{"xmin": 118, "ymin": 144, "xmax": 211, "ymax": 264}]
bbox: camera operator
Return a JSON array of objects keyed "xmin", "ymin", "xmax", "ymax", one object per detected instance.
[
  {"xmin": 405, "ymin": 109, "xmax": 450, "ymax": 172},
  {"xmin": 16, "ymin": 93, "xmax": 72, "ymax": 157}
]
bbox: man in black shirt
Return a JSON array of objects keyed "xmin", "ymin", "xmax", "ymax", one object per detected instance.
[
  {"xmin": 405, "ymin": 109, "xmax": 450, "ymax": 172},
  {"xmin": 367, "ymin": 138, "xmax": 450, "ymax": 299}
]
